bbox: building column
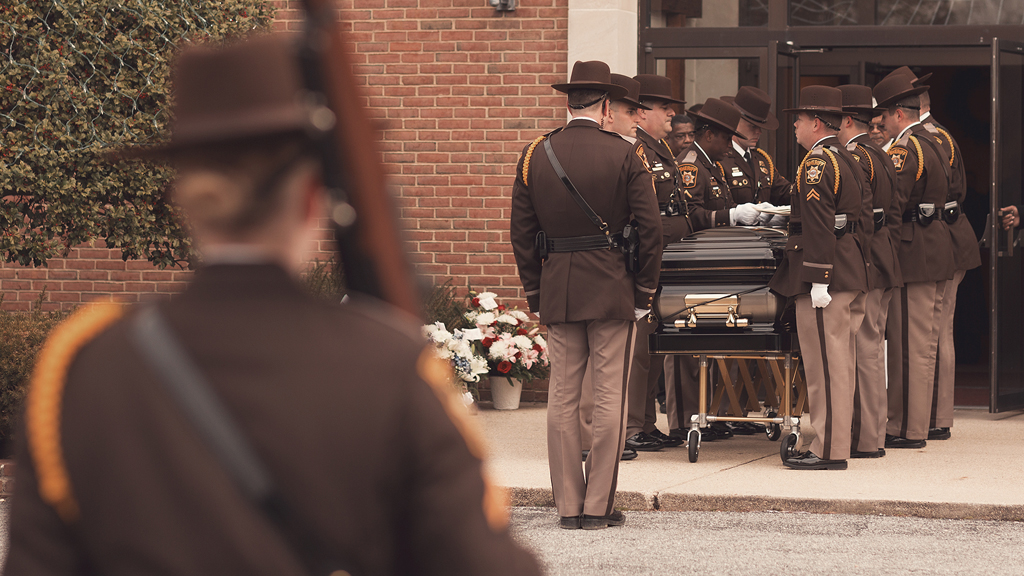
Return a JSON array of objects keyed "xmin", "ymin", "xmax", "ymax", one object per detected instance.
[{"xmin": 567, "ymin": 0, "xmax": 638, "ymax": 77}]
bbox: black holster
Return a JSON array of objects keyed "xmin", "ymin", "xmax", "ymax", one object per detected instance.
[
  {"xmin": 942, "ymin": 201, "xmax": 960, "ymax": 224},
  {"xmin": 620, "ymin": 219, "xmax": 641, "ymax": 274},
  {"xmin": 873, "ymin": 208, "xmax": 885, "ymax": 232},
  {"xmin": 535, "ymin": 230, "xmax": 548, "ymax": 261}
]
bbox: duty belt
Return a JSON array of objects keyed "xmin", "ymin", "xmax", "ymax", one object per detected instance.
[
  {"xmin": 902, "ymin": 203, "xmax": 938, "ymax": 226},
  {"xmin": 659, "ymin": 201, "xmax": 683, "ymax": 217},
  {"xmin": 787, "ymin": 217, "xmax": 857, "ymax": 238},
  {"xmin": 536, "ymin": 233, "xmax": 623, "ymax": 259}
]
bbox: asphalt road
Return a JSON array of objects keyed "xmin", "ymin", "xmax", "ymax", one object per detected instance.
[
  {"xmin": 1, "ymin": 500, "xmax": 1021, "ymax": 574},
  {"xmin": 510, "ymin": 507, "xmax": 1024, "ymax": 576}
]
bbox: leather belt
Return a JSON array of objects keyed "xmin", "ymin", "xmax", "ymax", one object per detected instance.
[
  {"xmin": 787, "ymin": 220, "xmax": 857, "ymax": 237},
  {"xmin": 902, "ymin": 203, "xmax": 938, "ymax": 226},
  {"xmin": 659, "ymin": 202, "xmax": 683, "ymax": 217},
  {"xmin": 546, "ymin": 234, "xmax": 618, "ymax": 253}
]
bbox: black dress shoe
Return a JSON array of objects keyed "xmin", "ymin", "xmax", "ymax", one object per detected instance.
[
  {"xmin": 885, "ymin": 434, "xmax": 926, "ymax": 449},
  {"xmin": 583, "ymin": 449, "xmax": 638, "ymax": 461},
  {"xmin": 710, "ymin": 421, "xmax": 734, "ymax": 439},
  {"xmin": 850, "ymin": 449, "xmax": 884, "ymax": 459},
  {"xmin": 648, "ymin": 428, "xmax": 683, "ymax": 448},
  {"xmin": 657, "ymin": 397, "xmax": 667, "ymax": 414},
  {"xmin": 581, "ymin": 510, "xmax": 626, "ymax": 530},
  {"xmin": 559, "ymin": 515, "xmax": 581, "ymax": 529},
  {"xmin": 728, "ymin": 421, "xmax": 763, "ymax": 435},
  {"xmin": 784, "ymin": 451, "xmax": 848, "ymax": 470},
  {"xmin": 624, "ymin": 432, "xmax": 664, "ymax": 451},
  {"xmin": 928, "ymin": 427, "xmax": 951, "ymax": 440}
]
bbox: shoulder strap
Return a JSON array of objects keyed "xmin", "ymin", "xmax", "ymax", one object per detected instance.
[
  {"xmin": 131, "ymin": 308, "xmax": 346, "ymax": 576},
  {"xmin": 542, "ymin": 138, "xmax": 611, "ymax": 238}
]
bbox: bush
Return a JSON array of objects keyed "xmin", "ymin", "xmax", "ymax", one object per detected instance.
[
  {"xmin": 0, "ymin": 0, "xmax": 274, "ymax": 268},
  {"xmin": 301, "ymin": 258, "xmax": 347, "ymax": 302},
  {"xmin": 0, "ymin": 297, "xmax": 70, "ymax": 456},
  {"xmin": 423, "ymin": 280, "xmax": 471, "ymax": 331}
]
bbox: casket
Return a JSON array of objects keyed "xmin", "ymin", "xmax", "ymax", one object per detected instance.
[{"xmin": 649, "ymin": 227, "xmax": 797, "ymax": 355}]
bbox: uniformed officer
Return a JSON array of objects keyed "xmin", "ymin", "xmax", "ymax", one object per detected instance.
[
  {"xmin": 511, "ymin": 60, "xmax": 663, "ymax": 530},
  {"xmin": 891, "ymin": 66, "xmax": 982, "ymax": 442},
  {"xmin": 837, "ymin": 83, "xmax": 902, "ymax": 458},
  {"xmin": 667, "ymin": 114, "xmax": 697, "ymax": 156},
  {"xmin": 632, "ymin": 74, "xmax": 700, "ymax": 447},
  {"xmin": 579, "ymin": 73, "xmax": 672, "ymax": 460},
  {"xmin": 719, "ymin": 86, "xmax": 792, "ymax": 210},
  {"xmin": 772, "ymin": 86, "xmax": 870, "ymax": 470},
  {"xmin": 666, "ymin": 98, "xmax": 751, "ymax": 442},
  {"xmin": 872, "ymin": 74, "xmax": 957, "ymax": 450},
  {"xmin": 4, "ymin": 35, "xmax": 542, "ymax": 575}
]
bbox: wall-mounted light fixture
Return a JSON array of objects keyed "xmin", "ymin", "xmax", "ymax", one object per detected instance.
[{"xmin": 489, "ymin": 0, "xmax": 516, "ymax": 11}]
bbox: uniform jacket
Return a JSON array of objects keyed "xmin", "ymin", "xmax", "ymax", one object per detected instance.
[
  {"xmin": 511, "ymin": 119, "xmax": 663, "ymax": 324},
  {"xmin": 850, "ymin": 133, "xmax": 902, "ymax": 289},
  {"xmin": 3, "ymin": 264, "xmax": 542, "ymax": 576},
  {"xmin": 636, "ymin": 128, "xmax": 692, "ymax": 246},
  {"xmin": 887, "ymin": 123, "xmax": 956, "ymax": 283},
  {"xmin": 677, "ymin": 142, "xmax": 735, "ymax": 231},
  {"xmin": 719, "ymin": 145, "xmax": 792, "ymax": 206},
  {"xmin": 769, "ymin": 135, "xmax": 870, "ymax": 297},
  {"xmin": 922, "ymin": 121, "xmax": 982, "ymax": 271}
]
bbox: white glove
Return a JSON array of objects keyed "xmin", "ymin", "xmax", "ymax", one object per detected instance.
[
  {"xmin": 730, "ymin": 203, "xmax": 760, "ymax": 226},
  {"xmin": 810, "ymin": 283, "xmax": 832, "ymax": 308},
  {"xmin": 754, "ymin": 203, "xmax": 776, "ymax": 225},
  {"xmin": 766, "ymin": 213, "xmax": 788, "ymax": 227},
  {"xmin": 634, "ymin": 308, "xmax": 649, "ymax": 321}
]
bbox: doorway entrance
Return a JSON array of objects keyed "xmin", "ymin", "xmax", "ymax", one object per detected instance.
[{"xmin": 640, "ymin": 26, "xmax": 1024, "ymax": 412}]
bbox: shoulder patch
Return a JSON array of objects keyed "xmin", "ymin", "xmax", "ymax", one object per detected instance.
[
  {"xmin": 680, "ymin": 164, "xmax": 698, "ymax": 188},
  {"xmin": 681, "ymin": 150, "xmax": 698, "ymax": 164},
  {"xmin": 889, "ymin": 146, "xmax": 909, "ymax": 172},
  {"xmin": 810, "ymin": 145, "xmax": 824, "ymax": 157},
  {"xmin": 804, "ymin": 157, "xmax": 826, "ymax": 185},
  {"xmin": 923, "ymin": 123, "xmax": 940, "ymax": 133},
  {"xmin": 636, "ymin": 144, "xmax": 652, "ymax": 173}
]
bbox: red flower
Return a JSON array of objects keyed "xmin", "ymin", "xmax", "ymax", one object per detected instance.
[
  {"xmin": 533, "ymin": 344, "xmax": 543, "ymax": 352},
  {"xmin": 497, "ymin": 304, "xmax": 505, "ymax": 311},
  {"xmin": 497, "ymin": 361, "xmax": 513, "ymax": 374},
  {"xmin": 472, "ymin": 297, "xmax": 480, "ymax": 307},
  {"xmin": 516, "ymin": 328, "xmax": 528, "ymax": 336},
  {"xmin": 482, "ymin": 337, "xmax": 494, "ymax": 348}
]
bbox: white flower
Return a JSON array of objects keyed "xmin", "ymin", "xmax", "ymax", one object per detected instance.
[
  {"xmin": 464, "ymin": 310, "xmax": 479, "ymax": 322},
  {"xmin": 488, "ymin": 338, "xmax": 510, "ymax": 360},
  {"xmin": 512, "ymin": 334, "xmax": 533, "ymax": 351},
  {"xmin": 475, "ymin": 312, "xmax": 496, "ymax": 327},
  {"xmin": 509, "ymin": 309, "xmax": 530, "ymax": 322},
  {"xmin": 462, "ymin": 390, "xmax": 475, "ymax": 407},
  {"xmin": 533, "ymin": 334, "xmax": 547, "ymax": 348},
  {"xmin": 496, "ymin": 314, "xmax": 519, "ymax": 326},
  {"xmin": 477, "ymin": 292, "xmax": 498, "ymax": 310},
  {"xmin": 470, "ymin": 355, "xmax": 488, "ymax": 375}
]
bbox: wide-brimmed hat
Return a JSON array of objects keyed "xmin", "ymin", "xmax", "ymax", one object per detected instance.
[
  {"xmin": 114, "ymin": 34, "xmax": 319, "ymax": 160},
  {"xmin": 886, "ymin": 65, "xmax": 933, "ymax": 88},
  {"xmin": 731, "ymin": 86, "xmax": 779, "ymax": 130},
  {"xmin": 552, "ymin": 61, "xmax": 627, "ymax": 99},
  {"xmin": 610, "ymin": 74, "xmax": 650, "ymax": 110},
  {"xmin": 783, "ymin": 86, "xmax": 855, "ymax": 116},
  {"xmin": 837, "ymin": 84, "xmax": 878, "ymax": 116},
  {"xmin": 872, "ymin": 74, "xmax": 929, "ymax": 109},
  {"xmin": 634, "ymin": 74, "xmax": 686, "ymax": 106},
  {"xmin": 693, "ymin": 98, "xmax": 743, "ymax": 138}
]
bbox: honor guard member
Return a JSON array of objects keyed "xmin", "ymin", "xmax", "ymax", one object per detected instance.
[
  {"xmin": 580, "ymin": 73, "xmax": 672, "ymax": 459},
  {"xmin": 667, "ymin": 114, "xmax": 697, "ymax": 156},
  {"xmin": 873, "ymin": 74, "xmax": 957, "ymax": 450},
  {"xmin": 772, "ymin": 86, "xmax": 870, "ymax": 470},
  {"xmin": 891, "ymin": 67, "xmax": 982, "ymax": 442},
  {"xmin": 720, "ymin": 86, "xmax": 792, "ymax": 216},
  {"xmin": 837, "ymin": 84, "xmax": 902, "ymax": 458},
  {"xmin": 3, "ymin": 35, "xmax": 542, "ymax": 575},
  {"xmin": 511, "ymin": 60, "xmax": 663, "ymax": 530},
  {"xmin": 664, "ymin": 98, "xmax": 752, "ymax": 442}
]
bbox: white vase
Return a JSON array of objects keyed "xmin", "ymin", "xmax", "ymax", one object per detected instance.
[{"xmin": 490, "ymin": 376, "xmax": 523, "ymax": 410}]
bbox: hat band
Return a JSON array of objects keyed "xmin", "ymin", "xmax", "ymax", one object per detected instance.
[{"xmin": 735, "ymin": 103, "xmax": 767, "ymax": 124}]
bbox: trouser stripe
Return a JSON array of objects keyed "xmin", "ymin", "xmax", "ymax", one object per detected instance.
[
  {"xmin": 930, "ymin": 344, "xmax": 941, "ymax": 428},
  {"xmin": 816, "ymin": 307, "xmax": 833, "ymax": 460},
  {"xmin": 900, "ymin": 288, "xmax": 911, "ymax": 439},
  {"xmin": 605, "ymin": 321, "xmax": 635, "ymax": 517}
]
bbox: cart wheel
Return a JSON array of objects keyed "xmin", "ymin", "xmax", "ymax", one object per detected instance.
[
  {"xmin": 764, "ymin": 411, "xmax": 780, "ymax": 441},
  {"xmin": 687, "ymin": 429, "xmax": 700, "ymax": 463},
  {"xmin": 780, "ymin": 433, "xmax": 799, "ymax": 463}
]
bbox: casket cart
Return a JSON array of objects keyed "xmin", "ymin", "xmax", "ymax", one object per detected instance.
[{"xmin": 649, "ymin": 227, "xmax": 805, "ymax": 463}]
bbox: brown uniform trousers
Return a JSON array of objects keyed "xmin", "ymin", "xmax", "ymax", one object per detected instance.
[
  {"xmin": 885, "ymin": 123, "xmax": 956, "ymax": 441},
  {"xmin": 926, "ymin": 120, "xmax": 981, "ymax": 429},
  {"xmin": 511, "ymin": 119, "xmax": 663, "ymax": 517},
  {"xmin": 848, "ymin": 134, "xmax": 902, "ymax": 452},
  {"xmin": 769, "ymin": 136, "xmax": 870, "ymax": 461},
  {"xmin": 4, "ymin": 265, "xmax": 541, "ymax": 575}
]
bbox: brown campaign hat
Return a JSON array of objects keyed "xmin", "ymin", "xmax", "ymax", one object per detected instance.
[
  {"xmin": 693, "ymin": 97, "xmax": 743, "ymax": 138},
  {"xmin": 837, "ymin": 84, "xmax": 878, "ymax": 116},
  {"xmin": 552, "ymin": 61, "xmax": 628, "ymax": 100},
  {"xmin": 732, "ymin": 86, "xmax": 779, "ymax": 130},
  {"xmin": 114, "ymin": 34, "xmax": 319, "ymax": 160},
  {"xmin": 610, "ymin": 73, "xmax": 650, "ymax": 110},
  {"xmin": 783, "ymin": 85, "xmax": 855, "ymax": 116},
  {"xmin": 634, "ymin": 74, "xmax": 686, "ymax": 105},
  {"xmin": 872, "ymin": 74, "xmax": 929, "ymax": 109},
  {"xmin": 886, "ymin": 65, "xmax": 933, "ymax": 88}
]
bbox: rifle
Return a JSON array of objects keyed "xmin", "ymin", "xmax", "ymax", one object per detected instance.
[{"xmin": 298, "ymin": 0, "xmax": 421, "ymax": 319}]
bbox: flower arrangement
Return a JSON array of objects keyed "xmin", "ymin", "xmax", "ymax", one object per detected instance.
[
  {"xmin": 464, "ymin": 291, "xmax": 550, "ymax": 385},
  {"xmin": 422, "ymin": 321, "xmax": 488, "ymax": 406}
]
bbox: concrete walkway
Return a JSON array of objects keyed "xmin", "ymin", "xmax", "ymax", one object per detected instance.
[{"xmin": 478, "ymin": 403, "xmax": 1024, "ymax": 520}]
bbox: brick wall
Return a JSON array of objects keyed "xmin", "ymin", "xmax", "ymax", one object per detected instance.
[{"xmin": 2, "ymin": 0, "xmax": 568, "ymax": 323}]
